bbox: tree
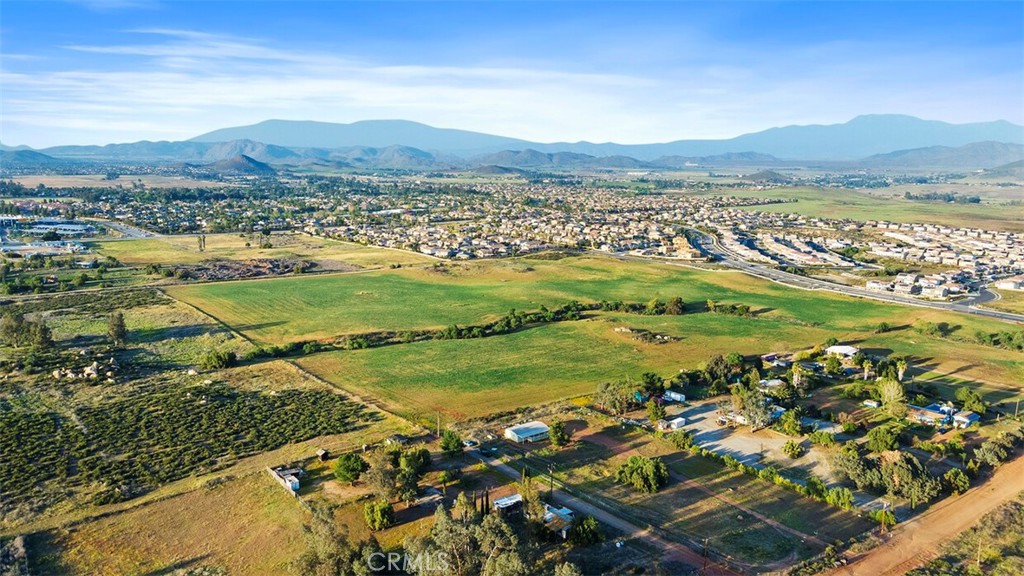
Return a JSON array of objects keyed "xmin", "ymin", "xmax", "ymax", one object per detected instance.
[
  {"xmin": 706, "ymin": 354, "xmax": 730, "ymax": 381},
  {"xmin": 943, "ymin": 468, "xmax": 970, "ymax": 495},
  {"xmin": 862, "ymin": 359, "xmax": 874, "ymax": 380},
  {"xmin": 334, "ymin": 453, "xmax": 368, "ymax": 484},
  {"xmin": 107, "ymin": 311, "xmax": 127, "ymax": 347},
  {"xmin": 615, "ymin": 455, "xmax": 669, "ymax": 493},
  {"xmin": 955, "ymin": 387, "xmax": 987, "ymax": 414},
  {"xmin": 441, "ymin": 429, "xmax": 463, "ymax": 455},
  {"xmin": 878, "ymin": 378, "xmax": 907, "ymax": 417},
  {"xmin": 783, "ymin": 439, "xmax": 806, "ymax": 459},
  {"xmin": 824, "ymin": 354, "xmax": 843, "ymax": 376},
  {"xmin": 740, "ymin": 387, "xmax": 773, "ymax": 429},
  {"xmin": 639, "ymin": 372, "xmax": 664, "ymax": 397},
  {"xmin": 549, "ymin": 419, "xmax": 570, "ymax": 447},
  {"xmin": 646, "ymin": 399, "xmax": 667, "ymax": 423},
  {"xmin": 867, "ymin": 424, "xmax": 901, "ymax": 453},
  {"xmin": 595, "ymin": 380, "xmax": 630, "ymax": 415},
  {"xmin": 778, "ymin": 410, "xmax": 804, "ymax": 436},
  {"xmin": 364, "ymin": 499, "xmax": 394, "ymax": 531},
  {"xmin": 567, "ymin": 515, "xmax": 602, "ymax": 547},
  {"xmin": 516, "ymin": 473, "xmax": 545, "ymax": 521},
  {"xmin": 197, "ymin": 349, "xmax": 236, "ymax": 370},
  {"xmin": 363, "ymin": 449, "xmax": 402, "ymax": 501},
  {"xmin": 896, "ymin": 358, "xmax": 909, "ymax": 382},
  {"xmin": 29, "ymin": 319, "xmax": 54, "ymax": 351}
]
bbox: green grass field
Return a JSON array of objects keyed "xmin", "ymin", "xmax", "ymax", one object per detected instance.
[
  {"xmin": 987, "ymin": 289, "xmax": 1024, "ymax": 316},
  {"xmin": 168, "ymin": 255, "xmax": 1022, "ymax": 420},
  {"xmin": 91, "ymin": 232, "xmax": 433, "ymax": 269},
  {"xmin": 701, "ymin": 187, "xmax": 1024, "ymax": 232},
  {"xmin": 168, "ymin": 255, "xmax": 925, "ymax": 344}
]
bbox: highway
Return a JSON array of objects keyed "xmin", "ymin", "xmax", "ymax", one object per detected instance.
[{"xmin": 606, "ymin": 230, "xmax": 1024, "ymax": 325}]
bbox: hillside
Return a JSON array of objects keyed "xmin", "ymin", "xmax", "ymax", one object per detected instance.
[
  {"xmin": 186, "ymin": 115, "xmax": 1024, "ymax": 160},
  {"xmin": 207, "ymin": 154, "xmax": 276, "ymax": 175},
  {"xmin": 979, "ymin": 160, "xmax": 1024, "ymax": 179},
  {"xmin": 0, "ymin": 149, "xmax": 66, "ymax": 167},
  {"xmin": 858, "ymin": 141, "xmax": 1024, "ymax": 169}
]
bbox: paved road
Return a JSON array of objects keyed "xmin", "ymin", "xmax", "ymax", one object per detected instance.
[
  {"xmin": 83, "ymin": 218, "xmax": 159, "ymax": 238},
  {"xmin": 620, "ymin": 230, "xmax": 1024, "ymax": 325},
  {"xmin": 468, "ymin": 448, "xmax": 737, "ymax": 575}
]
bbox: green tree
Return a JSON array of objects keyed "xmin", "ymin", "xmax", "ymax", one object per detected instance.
[
  {"xmin": 107, "ymin": 310, "xmax": 127, "ymax": 347},
  {"xmin": 364, "ymin": 499, "xmax": 394, "ymax": 531},
  {"xmin": 549, "ymin": 419, "xmax": 570, "ymax": 447},
  {"xmin": 878, "ymin": 378, "xmax": 907, "ymax": 417},
  {"xmin": 440, "ymin": 429, "xmax": 463, "ymax": 455},
  {"xmin": 824, "ymin": 354, "xmax": 843, "ymax": 376},
  {"xmin": 646, "ymin": 399, "xmax": 667, "ymax": 423},
  {"xmin": 567, "ymin": 515, "xmax": 602, "ymax": 547},
  {"xmin": 783, "ymin": 439, "xmax": 806, "ymax": 459},
  {"xmin": 363, "ymin": 449, "xmax": 402, "ymax": 501},
  {"xmin": 867, "ymin": 424, "xmax": 901, "ymax": 453},
  {"xmin": 777, "ymin": 410, "xmax": 803, "ymax": 436},
  {"xmin": 943, "ymin": 468, "xmax": 970, "ymax": 495},
  {"xmin": 615, "ymin": 455, "xmax": 669, "ymax": 493},
  {"xmin": 955, "ymin": 387, "xmax": 987, "ymax": 414},
  {"xmin": 334, "ymin": 453, "xmax": 368, "ymax": 484}
]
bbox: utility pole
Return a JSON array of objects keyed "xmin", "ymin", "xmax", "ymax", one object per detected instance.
[
  {"xmin": 701, "ymin": 538, "xmax": 709, "ymax": 575},
  {"xmin": 436, "ymin": 411, "xmax": 440, "ymax": 437}
]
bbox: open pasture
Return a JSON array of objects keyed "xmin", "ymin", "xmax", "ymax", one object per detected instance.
[
  {"xmin": 168, "ymin": 255, "xmax": 918, "ymax": 344},
  {"xmin": 702, "ymin": 186, "xmax": 1024, "ymax": 232},
  {"xmin": 91, "ymin": 232, "xmax": 433, "ymax": 269}
]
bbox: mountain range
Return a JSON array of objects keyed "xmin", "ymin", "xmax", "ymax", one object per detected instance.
[{"xmin": 2, "ymin": 115, "xmax": 1022, "ymax": 172}]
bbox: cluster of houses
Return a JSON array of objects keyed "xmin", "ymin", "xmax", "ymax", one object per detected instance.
[{"xmin": 865, "ymin": 271, "xmax": 972, "ymax": 300}]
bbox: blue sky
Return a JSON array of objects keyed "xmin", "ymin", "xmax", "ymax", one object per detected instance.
[{"xmin": 1, "ymin": 1, "xmax": 1022, "ymax": 147}]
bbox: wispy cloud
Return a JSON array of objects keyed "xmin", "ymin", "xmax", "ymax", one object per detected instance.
[{"xmin": 2, "ymin": 26, "xmax": 1021, "ymax": 147}]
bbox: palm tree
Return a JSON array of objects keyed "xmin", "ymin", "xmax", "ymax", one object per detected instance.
[
  {"xmin": 862, "ymin": 359, "xmax": 874, "ymax": 381},
  {"xmin": 896, "ymin": 359, "xmax": 908, "ymax": 382}
]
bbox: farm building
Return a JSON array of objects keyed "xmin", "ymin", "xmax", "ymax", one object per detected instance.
[
  {"xmin": 825, "ymin": 345, "xmax": 860, "ymax": 357},
  {"xmin": 504, "ymin": 421, "xmax": 550, "ymax": 443}
]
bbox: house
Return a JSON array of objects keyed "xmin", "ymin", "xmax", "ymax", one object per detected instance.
[
  {"xmin": 493, "ymin": 494, "xmax": 524, "ymax": 515},
  {"xmin": 907, "ymin": 404, "xmax": 953, "ymax": 426},
  {"xmin": 954, "ymin": 411, "xmax": 981, "ymax": 428},
  {"xmin": 825, "ymin": 345, "xmax": 860, "ymax": 357},
  {"xmin": 995, "ymin": 276, "xmax": 1024, "ymax": 291},
  {"xmin": 543, "ymin": 503, "xmax": 575, "ymax": 539},
  {"xmin": 663, "ymin": 390, "xmax": 686, "ymax": 403},
  {"xmin": 504, "ymin": 421, "xmax": 550, "ymax": 443}
]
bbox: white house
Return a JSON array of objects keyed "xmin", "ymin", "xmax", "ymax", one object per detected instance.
[
  {"xmin": 825, "ymin": 345, "xmax": 860, "ymax": 357},
  {"xmin": 504, "ymin": 421, "xmax": 550, "ymax": 443}
]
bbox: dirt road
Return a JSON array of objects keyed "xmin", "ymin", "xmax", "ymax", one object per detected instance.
[
  {"xmin": 468, "ymin": 449, "xmax": 739, "ymax": 575},
  {"xmin": 827, "ymin": 452, "xmax": 1024, "ymax": 576}
]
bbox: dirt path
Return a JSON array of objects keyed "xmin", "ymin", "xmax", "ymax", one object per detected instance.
[
  {"xmin": 827, "ymin": 452, "xmax": 1024, "ymax": 576},
  {"xmin": 580, "ymin": 427, "xmax": 829, "ymax": 548},
  {"xmin": 468, "ymin": 449, "xmax": 739, "ymax": 575}
]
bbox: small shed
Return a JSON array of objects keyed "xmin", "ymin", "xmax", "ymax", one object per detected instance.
[
  {"xmin": 504, "ymin": 421, "xmax": 550, "ymax": 443},
  {"xmin": 316, "ymin": 449, "xmax": 330, "ymax": 462}
]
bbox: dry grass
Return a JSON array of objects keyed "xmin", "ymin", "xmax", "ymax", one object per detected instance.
[{"xmin": 29, "ymin": 474, "xmax": 309, "ymax": 576}]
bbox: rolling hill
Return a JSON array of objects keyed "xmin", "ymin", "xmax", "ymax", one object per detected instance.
[{"xmin": 858, "ymin": 141, "xmax": 1024, "ymax": 169}]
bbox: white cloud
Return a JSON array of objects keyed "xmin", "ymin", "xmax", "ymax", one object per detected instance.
[{"xmin": 2, "ymin": 28, "xmax": 1020, "ymax": 147}]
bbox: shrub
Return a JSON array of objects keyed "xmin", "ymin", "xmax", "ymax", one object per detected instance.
[
  {"xmin": 615, "ymin": 455, "xmax": 669, "ymax": 493},
  {"xmin": 364, "ymin": 499, "xmax": 394, "ymax": 531},
  {"xmin": 334, "ymin": 453, "xmax": 368, "ymax": 484}
]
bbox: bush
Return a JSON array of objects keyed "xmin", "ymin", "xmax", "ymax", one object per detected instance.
[
  {"xmin": 440, "ymin": 429, "xmax": 463, "ymax": 455},
  {"xmin": 364, "ymin": 499, "xmax": 394, "ymax": 531},
  {"xmin": 783, "ymin": 439, "xmax": 806, "ymax": 459},
  {"xmin": 615, "ymin": 455, "xmax": 669, "ymax": 493},
  {"xmin": 334, "ymin": 453, "xmax": 368, "ymax": 484},
  {"xmin": 567, "ymin": 515, "xmax": 602, "ymax": 547},
  {"xmin": 197, "ymin": 349, "xmax": 236, "ymax": 370}
]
